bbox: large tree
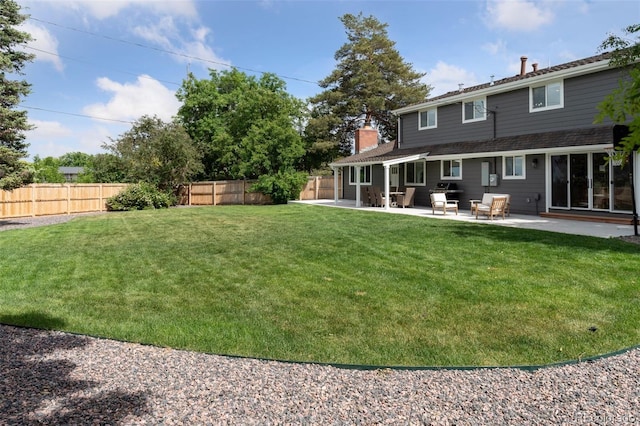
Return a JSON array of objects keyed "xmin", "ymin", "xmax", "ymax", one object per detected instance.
[
  {"xmin": 596, "ymin": 23, "xmax": 640, "ymax": 159},
  {"xmin": 176, "ymin": 68, "xmax": 306, "ymax": 181},
  {"xmin": 0, "ymin": 0, "xmax": 34, "ymax": 189},
  {"xmin": 309, "ymin": 13, "xmax": 431, "ymax": 156},
  {"xmin": 103, "ymin": 115, "xmax": 202, "ymax": 192}
]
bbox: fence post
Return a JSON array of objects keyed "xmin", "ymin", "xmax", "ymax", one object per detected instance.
[
  {"xmin": 212, "ymin": 181, "xmax": 216, "ymax": 206},
  {"xmin": 31, "ymin": 184, "xmax": 36, "ymax": 217}
]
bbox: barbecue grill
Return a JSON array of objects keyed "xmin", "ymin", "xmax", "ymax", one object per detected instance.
[{"xmin": 429, "ymin": 182, "xmax": 464, "ymax": 200}]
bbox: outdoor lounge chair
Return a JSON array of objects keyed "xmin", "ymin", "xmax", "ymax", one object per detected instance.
[
  {"xmin": 475, "ymin": 196, "xmax": 507, "ymax": 220},
  {"xmin": 430, "ymin": 192, "xmax": 458, "ymax": 215},
  {"xmin": 360, "ymin": 186, "xmax": 372, "ymax": 206},
  {"xmin": 396, "ymin": 187, "xmax": 415, "ymax": 208},
  {"xmin": 370, "ymin": 186, "xmax": 386, "ymax": 207}
]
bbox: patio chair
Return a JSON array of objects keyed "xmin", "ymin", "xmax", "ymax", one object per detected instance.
[
  {"xmin": 360, "ymin": 186, "xmax": 371, "ymax": 206},
  {"xmin": 475, "ymin": 196, "xmax": 507, "ymax": 220},
  {"xmin": 370, "ymin": 186, "xmax": 386, "ymax": 207},
  {"xmin": 396, "ymin": 187, "xmax": 415, "ymax": 208},
  {"xmin": 430, "ymin": 192, "xmax": 458, "ymax": 215}
]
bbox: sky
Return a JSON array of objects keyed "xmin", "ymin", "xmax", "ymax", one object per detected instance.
[{"xmin": 16, "ymin": 0, "xmax": 640, "ymax": 160}]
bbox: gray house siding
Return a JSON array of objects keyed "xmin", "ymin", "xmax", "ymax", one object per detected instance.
[{"xmin": 399, "ymin": 68, "xmax": 621, "ymax": 149}]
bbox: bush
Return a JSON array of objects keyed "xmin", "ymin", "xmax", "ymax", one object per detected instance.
[
  {"xmin": 106, "ymin": 183, "xmax": 174, "ymax": 211},
  {"xmin": 252, "ymin": 170, "xmax": 308, "ymax": 204}
]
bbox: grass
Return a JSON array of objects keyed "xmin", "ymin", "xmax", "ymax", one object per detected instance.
[{"xmin": 1, "ymin": 204, "xmax": 639, "ymax": 367}]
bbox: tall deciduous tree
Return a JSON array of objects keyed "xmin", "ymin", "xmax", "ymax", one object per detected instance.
[
  {"xmin": 596, "ymin": 23, "xmax": 640, "ymax": 159},
  {"xmin": 103, "ymin": 115, "xmax": 202, "ymax": 192},
  {"xmin": 309, "ymin": 13, "xmax": 431, "ymax": 156},
  {"xmin": 0, "ymin": 0, "xmax": 34, "ymax": 189},
  {"xmin": 176, "ymin": 69, "xmax": 306, "ymax": 181}
]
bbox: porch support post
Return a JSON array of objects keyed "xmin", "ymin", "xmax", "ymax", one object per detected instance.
[
  {"xmin": 332, "ymin": 166, "xmax": 339, "ymax": 205},
  {"xmin": 355, "ymin": 165, "xmax": 362, "ymax": 207},
  {"xmin": 384, "ymin": 164, "xmax": 390, "ymax": 211}
]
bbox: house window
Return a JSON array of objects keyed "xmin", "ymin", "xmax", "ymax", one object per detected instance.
[
  {"xmin": 530, "ymin": 81, "xmax": 563, "ymax": 112},
  {"xmin": 349, "ymin": 165, "xmax": 371, "ymax": 185},
  {"xmin": 504, "ymin": 155, "xmax": 525, "ymax": 179},
  {"xmin": 404, "ymin": 161, "xmax": 426, "ymax": 185},
  {"xmin": 442, "ymin": 159, "xmax": 462, "ymax": 179},
  {"xmin": 462, "ymin": 98, "xmax": 486, "ymax": 123},
  {"xmin": 419, "ymin": 108, "xmax": 437, "ymax": 129}
]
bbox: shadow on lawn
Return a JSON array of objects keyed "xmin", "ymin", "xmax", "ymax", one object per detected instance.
[
  {"xmin": 0, "ymin": 313, "xmax": 149, "ymax": 424},
  {"xmin": 436, "ymin": 221, "xmax": 640, "ymax": 253}
]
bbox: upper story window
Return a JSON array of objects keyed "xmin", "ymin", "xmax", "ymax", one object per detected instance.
[
  {"xmin": 441, "ymin": 159, "xmax": 462, "ymax": 179},
  {"xmin": 404, "ymin": 161, "xmax": 426, "ymax": 185},
  {"xmin": 503, "ymin": 155, "xmax": 525, "ymax": 179},
  {"xmin": 419, "ymin": 108, "xmax": 437, "ymax": 130},
  {"xmin": 462, "ymin": 98, "xmax": 486, "ymax": 123},
  {"xmin": 349, "ymin": 165, "xmax": 371, "ymax": 185},
  {"xmin": 530, "ymin": 80, "xmax": 563, "ymax": 112}
]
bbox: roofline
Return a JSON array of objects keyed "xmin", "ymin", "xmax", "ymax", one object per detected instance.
[
  {"xmin": 392, "ymin": 58, "xmax": 612, "ymax": 115},
  {"xmin": 330, "ymin": 143, "xmax": 615, "ymax": 168}
]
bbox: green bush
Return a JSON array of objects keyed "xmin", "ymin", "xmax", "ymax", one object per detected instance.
[
  {"xmin": 252, "ymin": 170, "xmax": 308, "ymax": 204},
  {"xmin": 106, "ymin": 183, "xmax": 174, "ymax": 211}
]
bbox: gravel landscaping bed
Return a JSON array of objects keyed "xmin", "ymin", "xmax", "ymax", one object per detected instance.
[{"xmin": 1, "ymin": 324, "xmax": 639, "ymax": 425}]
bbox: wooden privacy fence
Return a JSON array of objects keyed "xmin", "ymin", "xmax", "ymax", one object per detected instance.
[
  {"xmin": 0, "ymin": 176, "xmax": 341, "ymax": 219},
  {"xmin": 0, "ymin": 183, "xmax": 128, "ymax": 219},
  {"xmin": 299, "ymin": 175, "xmax": 341, "ymax": 200},
  {"xmin": 185, "ymin": 180, "xmax": 271, "ymax": 205}
]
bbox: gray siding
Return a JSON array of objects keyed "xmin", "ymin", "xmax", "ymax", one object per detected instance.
[{"xmin": 400, "ymin": 68, "xmax": 622, "ymax": 149}]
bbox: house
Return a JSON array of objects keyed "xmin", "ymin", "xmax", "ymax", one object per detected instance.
[
  {"xmin": 330, "ymin": 52, "xmax": 638, "ymax": 222},
  {"xmin": 58, "ymin": 166, "xmax": 84, "ymax": 182}
]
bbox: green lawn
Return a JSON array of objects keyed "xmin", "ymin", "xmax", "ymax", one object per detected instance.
[{"xmin": 1, "ymin": 204, "xmax": 639, "ymax": 367}]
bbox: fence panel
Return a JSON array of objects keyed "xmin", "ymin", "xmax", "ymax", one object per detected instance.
[
  {"xmin": 186, "ymin": 181, "xmax": 271, "ymax": 206},
  {"xmin": 299, "ymin": 176, "xmax": 341, "ymax": 200},
  {"xmin": 0, "ymin": 184, "xmax": 129, "ymax": 219}
]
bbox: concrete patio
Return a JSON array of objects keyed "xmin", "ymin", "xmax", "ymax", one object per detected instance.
[{"xmin": 292, "ymin": 199, "xmax": 638, "ymax": 239}]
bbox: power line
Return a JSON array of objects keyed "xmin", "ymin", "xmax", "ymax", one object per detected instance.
[
  {"xmin": 23, "ymin": 105, "xmax": 134, "ymax": 124},
  {"xmin": 24, "ymin": 46, "xmax": 183, "ymax": 87},
  {"xmin": 29, "ymin": 16, "xmax": 320, "ymax": 86}
]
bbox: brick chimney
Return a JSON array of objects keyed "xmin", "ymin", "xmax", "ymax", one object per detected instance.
[
  {"xmin": 355, "ymin": 126, "xmax": 378, "ymax": 153},
  {"xmin": 520, "ymin": 56, "xmax": 528, "ymax": 76}
]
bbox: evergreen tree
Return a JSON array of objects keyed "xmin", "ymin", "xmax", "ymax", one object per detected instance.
[
  {"xmin": 0, "ymin": 0, "xmax": 35, "ymax": 189},
  {"xmin": 309, "ymin": 13, "xmax": 431, "ymax": 156}
]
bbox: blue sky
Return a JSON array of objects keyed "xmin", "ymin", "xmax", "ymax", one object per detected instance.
[{"xmin": 18, "ymin": 0, "xmax": 640, "ymax": 159}]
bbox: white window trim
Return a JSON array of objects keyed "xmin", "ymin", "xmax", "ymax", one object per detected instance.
[
  {"xmin": 503, "ymin": 155, "xmax": 526, "ymax": 180},
  {"xmin": 441, "ymin": 159, "xmax": 463, "ymax": 180},
  {"xmin": 462, "ymin": 98, "xmax": 487, "ymax": 124},
  {"xmin": 418, "ymin": 108, "xmax": 437, "ymax": 130},
  {"xmin": 529, "ymin": 80, "xmax": 564, "ymax": 113},
  {"xmin": 404, "ymin": 160, "xmax": 427, "ymax": 186},
  {"xmin": 348, "ymin": 165, "xmax": 372, "ymax": 185}
]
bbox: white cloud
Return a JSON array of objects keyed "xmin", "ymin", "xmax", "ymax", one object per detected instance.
[
  {"xmin": 485, "ymin": 0, "xmax": 554, "ymax": 31},
  {"xmin": 83, "ymin": 75, "xmax": 181, "ymax": 122},
  {"xmin": 426, "ymin": 62, "xmax": 479, "ymax": 96},
  {"xmin": 28, "ymin": 120, "xmax": 73, "ymax": 140},
  {"xmin": 20, "ymin": 22, "xmax": 64, "ymax": 72},
  {"xmin": 482, "ymin": 39, "xmax": 507, "ymax": 56},
  {"xmin": 134, "ymin": 19, "xmax": 230, "ymax": 70},
  {"xmin": 59, "ymin": 0, "xmax": 198, "ymax": 20}
]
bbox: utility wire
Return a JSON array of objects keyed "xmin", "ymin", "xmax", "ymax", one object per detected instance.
[
  {"xmin": 29, "ymin": 16, "xmax": 320, "ymax": 86},
  {"xmin": 23, "ymin": 105, "xmax": 134, "ymax": 124},
  {"xmin": 24, "ymin": 46, "xmax": 183, "ymax": 87}
]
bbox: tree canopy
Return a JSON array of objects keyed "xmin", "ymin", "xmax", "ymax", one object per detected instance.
[
  {"xmin": 176, "ymin": 68, "xmax": 306, "ymax": 181},
  {"xmin": 596, "ymin": 23, "xmax": 640, "ymax": 160},
  {"xmin": 0, "ymin": 0, "xmax": 34, "ymax": 189},
  {"xmin": 308, "ymin": 13, "xmax": 431, "ymax": 156},
  {"xmin": 103, "ymin": 115, "xmax": 202, "ymax": 192}
]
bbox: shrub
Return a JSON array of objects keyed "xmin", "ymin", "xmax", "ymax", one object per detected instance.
[
  {"xmin": 252, "ymin": 170, "xmax": 308, "ymax": 204},
  {"xmin": 106, "ymin": 183, "xmax": 174, "ymax": 211}
]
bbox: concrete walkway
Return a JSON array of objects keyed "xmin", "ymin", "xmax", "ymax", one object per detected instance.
[{"xmin": 292, "ymin": 199, "xmax": 638, "ymax": 239}]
